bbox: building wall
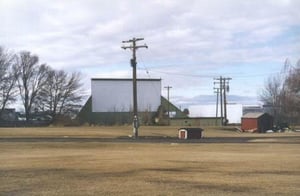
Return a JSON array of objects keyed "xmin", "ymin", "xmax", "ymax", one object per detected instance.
[
  {"xmin": 77, "ymin": 96, "xmax": 156, "ymax": 125},
  {"xmin": 257, "ymin": 115, "xmax": 273, "ymax": 132},
  {"xmin": 189, "ymin": 104, "xmax": 243, "ymax": 124},
  {"xmin": 170, "ymin": 118, "xmax": 222, "ymax": 126},
  {"xmin": 241, "ymin": 114, "xmax": 273, "ymax": 132},
  {"xmin": 91, "ymin": 79, "xmax": 161, "ymax": 112},
  {"xmin": 241, "ymin": 118, "xmax": 258, "ymax": 131},
  {"xmin": 243, "ymin": 106, "xmax": 263, "ymax": 115}
]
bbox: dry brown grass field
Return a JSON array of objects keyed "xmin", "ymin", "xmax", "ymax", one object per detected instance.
[{"xmin": 0, "ymin": 126, "xmax": 299, "ymax": 196}]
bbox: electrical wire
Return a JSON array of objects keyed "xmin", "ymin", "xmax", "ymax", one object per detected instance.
[
  {"xmin": 138, "ymin": 56, "xmax": 162, "ymax": 98},
  {"xmin": 137, "ymin": 67, "xmax": 281, "ymax": 79}
]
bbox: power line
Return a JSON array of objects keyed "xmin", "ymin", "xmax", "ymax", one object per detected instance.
[
  {"xmin": 137, "ymin": 68, "xmax": 215, "ymax": 78},
  {"xmin": 137, "ymin": 67, "xmax": 281, "ymax": 79},
  {"xmin": 137, "ymin": 55, "xmax": 152, "ymax": 78},
  {"xmin": 137, "ymin": 57, "xmax": 163, "ymax": 100}
]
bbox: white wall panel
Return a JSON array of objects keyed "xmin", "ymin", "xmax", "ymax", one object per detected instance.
[
  {"xmin": 91, "ymin": 79, "xmax": 161, "ymax": 112},
  {"xmin": 189, "ymin": 104, "xmax": 243, "ymax": 123}
]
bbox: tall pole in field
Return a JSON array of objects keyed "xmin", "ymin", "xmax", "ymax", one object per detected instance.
[
  {"xmin": 214, "ymin": 76, "xmax": 231, "ymax": 126},
  {"xmin": 214, "ymin": 87, "xmax": 219, "ymax": 125},
  {"xmin": 219, "ymin": 76, "xmax": 223, "ymax": 124},
  {"xmin": 164, "ymin": 86, "xmax": 172, "ymax": 125},
  {"xmin": 122, "ymin": 38, "xmax": 148, "ymax": 139},
  {"xmin": 223, "ymin": 77, "xmax": 231, "ymax": 125}
]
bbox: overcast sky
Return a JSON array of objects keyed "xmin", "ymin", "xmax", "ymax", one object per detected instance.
[{"xmin": 1, "ymin": 0, "xmax": 299, "ymax": 108}]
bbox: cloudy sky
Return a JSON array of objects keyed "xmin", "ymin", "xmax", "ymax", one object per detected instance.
[{"xmin": 1, "ymin": 0, "xmax": 299, "ymax": 108}]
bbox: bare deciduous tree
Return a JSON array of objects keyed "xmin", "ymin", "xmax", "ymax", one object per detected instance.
[
  {"xmin": 0, "ymin": 47, "xmax": 85, "ymax": 125},
  {"xmin": 260, "ymin": 74, "xmax": 283, "ymax": 123},
  {"xmin": 260, "ymin": 59, "xmax": 300, "ymax": 125},
  {"xmin": 0, "ymin": 47, "xmax": 18, "ymax": 119},
  {"xmin": 58, "ymin": 72, "xmax": 83, "ymax": 117},
  {"xmin": 283, "ymin": 60, "xmax": 300, "ymax": 124},
  {"xmin": 38, "ymin": 69, "xmax": 83, "ymax": 121},
  {"xmin": 16, "ymin": 51, "xmax": 50, "ymax": 122}
]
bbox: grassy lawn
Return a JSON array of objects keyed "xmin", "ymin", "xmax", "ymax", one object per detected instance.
[{"xmin": 0, "ymin": 126, "xmax": 299, "ymax": 195}]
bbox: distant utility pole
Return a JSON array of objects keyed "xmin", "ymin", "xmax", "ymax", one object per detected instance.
[
  {"xmin": 223, "ymin": 77, "xmax": 231, "ymax": 125},
  {"xmin": 220, "ymin": 77, "xmax": 223, "ymax": 123},
  {"xmin": 121, "ymin": 37, "xmax": 148, "ymax": 139},
  {"xmin": 214, "ymin": 87, "xmax": 219, "ymax": 126},
  {"xmin": 214, "ymin": 76, "xmax": 232, "ymax": 126},
  {"xmin": 164, "ymin": 86, "xmax": 172, "ymax": 125}
]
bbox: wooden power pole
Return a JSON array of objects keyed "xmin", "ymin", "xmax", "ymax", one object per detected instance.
[
  {"xmin": 164, "ymin": 86, "xmax": 172, "ymax": 125},
  {"xmin": 223, "ymin": 77, "xmax": 231, "ymax": 125},
  {"xmin": 214, "ymin": 87, "xmax": 219, "ymax": 125},
  {"xmin": 214, "ymin": 76, "xmax": 231, "ymax": 126},
  {"xmin": 220, "ymin": 76, "xmax": 223, "ymax": 124},
  {"xmin": 121, "ymin": 37, "xmax": 148, "ymax": 139}
]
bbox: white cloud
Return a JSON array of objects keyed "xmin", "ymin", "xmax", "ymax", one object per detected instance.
[{"xmin": 0, "ymin": 0, "xmax": 299, "ymax": 107}]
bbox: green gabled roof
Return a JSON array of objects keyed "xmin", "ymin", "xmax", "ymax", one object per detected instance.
[
  {"xmin": 77, "ymin": 96, "xmax": 92, "ymax": 123},
  {"xmin": 77, "ymin": 95, "xmax": 188, "ymax": 124},
  {"xmin": 161, "ymin": 96, "xmax": 188, "ymax": 118}
]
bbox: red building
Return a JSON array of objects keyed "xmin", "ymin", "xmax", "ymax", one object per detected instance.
[{"xmin": 241, "ymin": 113, "xmax": 273, "ymax": 133}]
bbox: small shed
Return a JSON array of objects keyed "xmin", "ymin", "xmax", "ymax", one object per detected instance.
[
  {"xmin": 241, "ymin": 113, "xmax": 273, "ymax": 133},
  {"xmin": 178, "ymin": 128, "xmax": 204, "ymax": 139}
]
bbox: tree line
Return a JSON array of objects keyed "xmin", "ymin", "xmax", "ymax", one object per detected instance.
[
  {"xmin": 260, "ymin": 59, "xmax": 300, "ymax": 125},
  {"xmin": 0, "ymin": 46, "xmax": 84, "ymax": 123}
]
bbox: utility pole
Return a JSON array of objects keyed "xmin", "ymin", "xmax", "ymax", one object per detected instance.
[
  {"xmin": 121, "ymin": 37, "xmax": 148, "ymax": 139},
  {"xmin": 220, "ymin": 76, "xmax": 223, "ymax": 124},
  {"xmin": 214, "ymin": 76, "xmax": 231, "ymax": 126},
  {"xmin": 214, "ymin": 87, "xmax": 219, "ymax": 125},
  {"xmin": 164, "ymin": 86, "xmax": 172, "ymax": 125},
  {"xmin": 223, "ymin": 77, "xmax": 231, "ymax": 125}
]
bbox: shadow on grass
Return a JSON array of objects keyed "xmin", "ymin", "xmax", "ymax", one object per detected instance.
[
  {"xmin": 1, "ymin": 167, "xmax": 263, "ymax": 195},
  {"xmin": 0, "ymin": 135, "xmax": 299, "ymax": 144}
]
